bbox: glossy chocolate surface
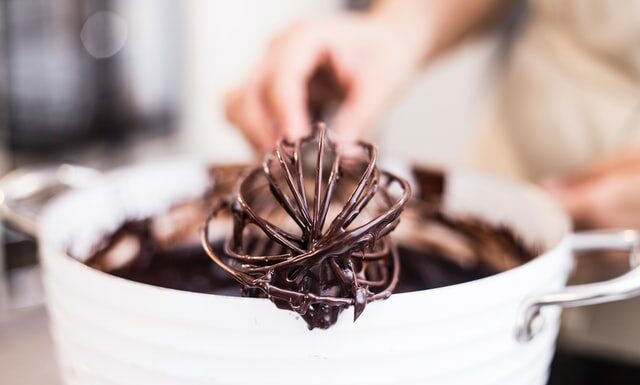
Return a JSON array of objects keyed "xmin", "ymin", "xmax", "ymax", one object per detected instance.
[{"xmin": 84, "ymin": 147, "xmax": 534, "ymax": 329}]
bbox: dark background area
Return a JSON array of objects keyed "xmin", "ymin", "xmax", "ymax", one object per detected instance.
[{"xmin": 549, "ymin": 351, "xmax": 640, "ymax": 385}]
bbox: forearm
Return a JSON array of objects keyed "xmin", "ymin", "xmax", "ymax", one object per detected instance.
[{"xmin": 369, "ymin": 0, "xmax": 507, "ymax": 64}]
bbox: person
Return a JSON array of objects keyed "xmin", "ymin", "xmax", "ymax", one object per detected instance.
[
  {"xmin": 225, "ymin": 0, "xmax": 640, "ymax": 236},
  {"xmin": 225, "ymin": 0, "xmax": 640, "ymax": 366}
]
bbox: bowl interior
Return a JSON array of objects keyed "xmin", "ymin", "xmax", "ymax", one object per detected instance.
[{"xmin": 39, "ymin": 160, "xmax": 570, "ymax": 279}]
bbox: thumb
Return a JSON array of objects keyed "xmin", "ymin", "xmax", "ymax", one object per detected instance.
[
  {"xmin": 542, "ymin": 178, "xmax": 600, "ymax": 227},
  {"xmin": 332, "ymin": 83, "xmax": 376, "ymax": 149},
  {"xmin": 263, "ymin": 36, "xmax": 325, "ymax": 142}
]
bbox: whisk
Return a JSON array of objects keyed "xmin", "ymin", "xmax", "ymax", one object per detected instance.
[{"xmin": 201, "ymin": 125, "xmax": 410, "ymax": 329}]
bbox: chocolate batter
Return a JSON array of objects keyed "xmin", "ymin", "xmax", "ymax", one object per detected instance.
[{"xmin": 83, "ymin": 130, "xmax": 535, "ymax": 330}]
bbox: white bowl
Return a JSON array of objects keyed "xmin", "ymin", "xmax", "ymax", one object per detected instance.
[{"xmin": 3, "ymin": 160, "xmax": 640, "ymax": 385}]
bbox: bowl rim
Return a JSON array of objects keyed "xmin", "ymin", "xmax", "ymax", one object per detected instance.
[{"xmin": 37, "ymin": 163, "xmax": 572, "ymax": 304}]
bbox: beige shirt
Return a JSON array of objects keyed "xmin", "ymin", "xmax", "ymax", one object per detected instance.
[
  {"xmin": 471, "ymin": 0, "xmax": 640, "ymax": 181},
  {"xmin": 470, "ymin": 0, "xmax": 640, "ymax": 362}
]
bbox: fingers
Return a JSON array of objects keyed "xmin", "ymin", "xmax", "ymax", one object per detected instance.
[
  {"xmin": 555, "ymin": 150, "xmax": 640, "ymax": 187},
  {"xmin": 543, "ymin": 165, "xmax": 640, "ymax": 229},
  {"xmin": 543, "ymin": 179, "xmax": 601, "ymax": 227},
  {"xmin": 331, "ymin": 37, "xmax": 413, "ymax": 148},
  {"xmin": 329, "ymin": 58, "xmax": 377, "ymax": 148},
  {"xmin": 224, "ymin": 79, "xmax": 277, "ymax": 150},
  {"xmin": 226, "ymin": 23, "xmax": 324, "ymax": 149},
  {"xmin": 262, "ymin": 37, "xmax": 319, "ymax": 142},
  {"xmin": 541, "ymin": 149, "xmax": 640, "ymax": 226},
  {"xmin": 331, "ymin": 72, "xmax": 394, "ymax": 149},
  {"xmin": 225, "ymin": 14, "xmax": 417, "ymax": 150},
  {"xmin": 332, "ymin": 97, "xmax": 369, "ymax": 151}
]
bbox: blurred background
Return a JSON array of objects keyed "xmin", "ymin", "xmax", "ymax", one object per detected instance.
[{"xmin": 1, "ymin": 1, "xmax": 639, "ymax": 384}]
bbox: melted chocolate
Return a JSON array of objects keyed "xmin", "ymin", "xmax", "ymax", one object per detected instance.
[
  {"xmin": 102, "ymin": 233, "xmax": 528, "ymax": 297},
  {"xmin": 111, "ymin": 242, "xmax": 242, "ymax": 296},
  {"xmin": 83, "ymin": 144, "xmax": 535, "ymax": 330}
]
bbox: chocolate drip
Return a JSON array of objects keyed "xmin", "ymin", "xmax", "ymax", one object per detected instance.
[{"xmin": 201, "ymin": 125, "xmax": 411, "ymax": 328}]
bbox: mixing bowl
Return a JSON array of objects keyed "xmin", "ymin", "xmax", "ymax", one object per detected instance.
[{"xmin": 2, "ymin": 160, "xmax": 639, "ymax": 385}]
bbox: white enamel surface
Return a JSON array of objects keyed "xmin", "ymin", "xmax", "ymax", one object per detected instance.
[
  {"xmin": 39, "ymin": 158, "xmax": 210, "ymax": 261},
  {"xmin": 38, "ymin": 162, "xmax": 573, "ymax": 385}
]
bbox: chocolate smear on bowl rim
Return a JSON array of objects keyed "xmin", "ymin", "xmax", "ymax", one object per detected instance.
[
  {"xmin": 201, "ymin": 125, "xmax": 411, "ymax": 329},
  {"xmin": 395, "ymin": 166, "xmax": 537, "ymax": 276}
]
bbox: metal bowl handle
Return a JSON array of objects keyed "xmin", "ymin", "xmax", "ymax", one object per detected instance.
[
  {"xmin": 516, "ymin": 229, "xmax": 640, "ymax": 342},
  {"xmin": 0, "ymin": 164, "xmax": 100, "ymax": 237}
]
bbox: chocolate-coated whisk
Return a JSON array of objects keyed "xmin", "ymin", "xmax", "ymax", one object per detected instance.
[{"xmin": 202, "ymin": 125, "xmax": 410, "ymax": 328}]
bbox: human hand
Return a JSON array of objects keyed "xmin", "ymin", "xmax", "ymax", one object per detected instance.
[
  {"xmin": 224, "ymin": 12, "xmax": 428, "ymax": 150},
  {"xmin": 542, "ymin": 149, "xmax": 640, "ymax": 230}
]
